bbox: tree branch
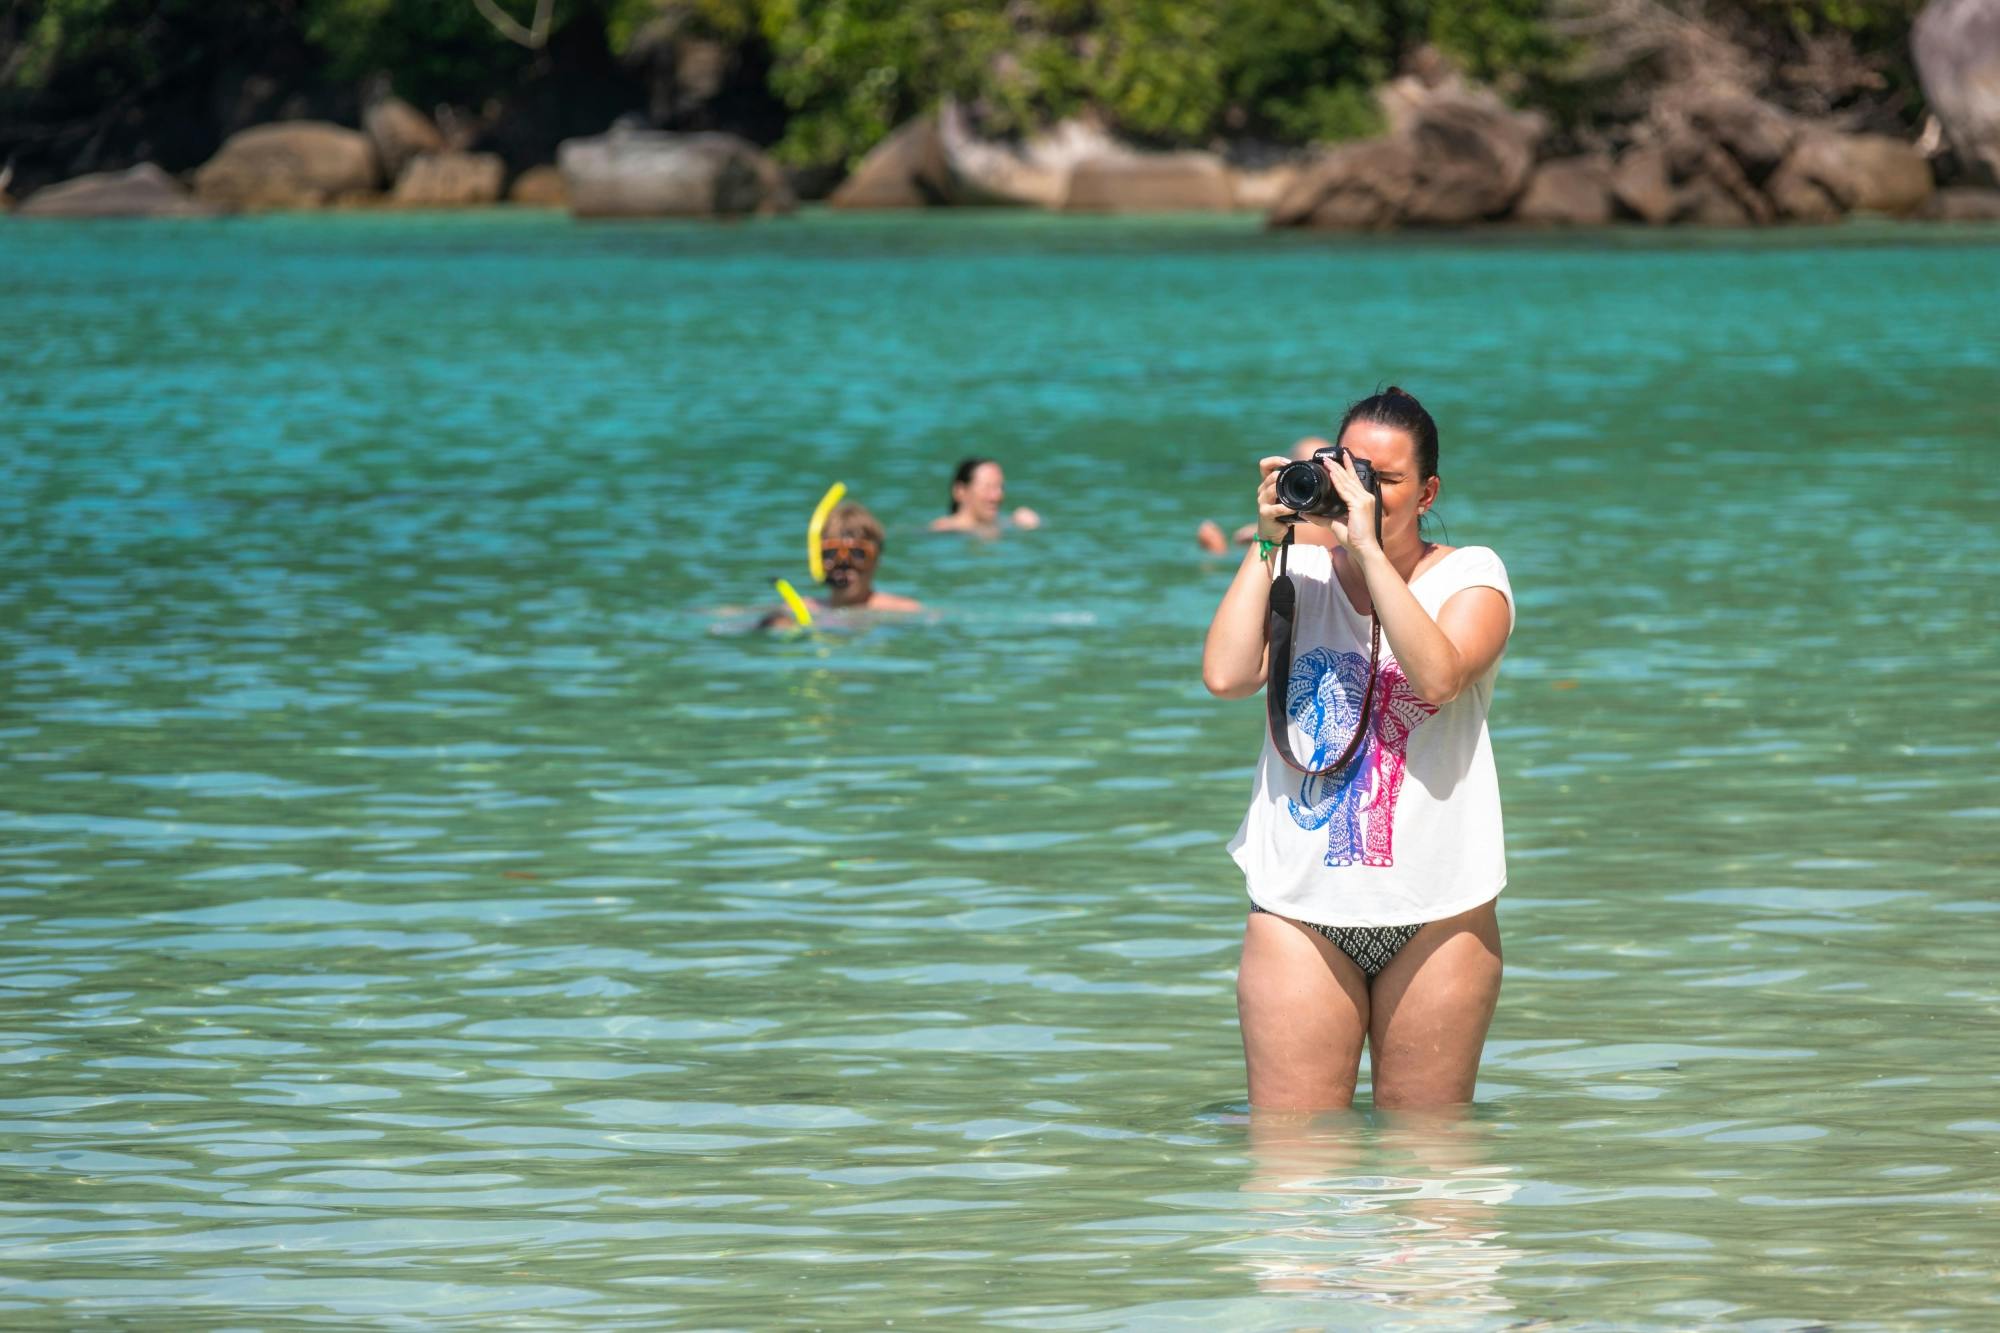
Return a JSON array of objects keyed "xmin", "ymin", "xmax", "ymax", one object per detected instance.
[{"xmin": 471, "ymin": 0, "xmax": 554, "ymax": 50}]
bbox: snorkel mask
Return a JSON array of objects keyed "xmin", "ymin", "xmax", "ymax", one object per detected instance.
[{"xmin": 819, "ymin": 537, "xmax": 880, "ymax": 590}]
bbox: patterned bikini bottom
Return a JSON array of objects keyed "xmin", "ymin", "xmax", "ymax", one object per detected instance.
[{"xmin": 1249, "ymin": 905, "xmax": 1425, "ymax": 979}]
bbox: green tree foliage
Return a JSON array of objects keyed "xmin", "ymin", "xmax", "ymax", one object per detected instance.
[
  {"xmin": 2, "ymin": 0, "xmax": 1929, "ymax": 174},
  {"xmin": 748, "ymin": 0, "xmax": 1579, "ymax": 165}
]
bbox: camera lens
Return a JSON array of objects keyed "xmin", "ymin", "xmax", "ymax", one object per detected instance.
[{"xmin": 1273, "ymin": 460, "xmax": 1326, "ymax": 513}]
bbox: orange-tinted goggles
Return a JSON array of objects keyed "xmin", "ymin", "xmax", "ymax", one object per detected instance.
[{"xmin": 820, "ymin": 538, "xmax": 879, "ymax": 568}]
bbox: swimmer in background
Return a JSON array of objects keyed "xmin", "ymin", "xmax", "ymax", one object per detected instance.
[
  {"xmin": 1198, "ymin": 438, "xmax": 1338, "ymax": 555},
  {"xmin": 929, "ymin": 457, "xmax": 1041, "ymax": 536},
  {"xmin": 761, "ymin": 500, "xmax": 921, "ymax": 627}
]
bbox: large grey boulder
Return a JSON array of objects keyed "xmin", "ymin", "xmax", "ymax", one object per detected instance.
[
  {"xmin": 1512, "ymin": 155, "xmax": 1615, "ymax": 225},
  {"xmin": 1610, "ymin": 145, "xmax": 1676, "ymax": 223},
  {"xmin": 558, "ymin": 129, "xmax": 794, "ymax": 217},
  {"xmin": 1268, "ymin": 139, "xmax": 1420, "ymax": 230},
  {"xmin": 1914, "ymin": 0, "xmax": 2000, "ymax": 186},
  {"xmin": 1682, "ymin": 91, "xmax": 1799, "ymax": 183},
  {"xmin": 936, "ymin": 101, "xmax": 1128, "ymax": 208},
  {"xmin": 1395, "ymin": 85, "xmax": 1545, "ymax": 224},
  {"xmin": 829, "ymin": 116, "xmax": 951, "ymax": 208},
  {"xmin": 391, "ymin": 152, "xmax": 505, "ymax": 207},
  {"xmin": 18, "ymin": 163, "xmax": 214, "ymax": 218},
  {"xmin": 1767, "ymin": 130, "xmax": 1935, "ymax": 219},
  {"xmin": 1272, "ymin": 76, "xmax": 1544, "ymax": 229},
  {"xmin": 365, "ymin": 96, "xmax": 446, "ymax": 183},
  {"xmin": 1611, "ymin": 100, "xmax": 1793, "ymax": 227},
  {"xmin": 194, "ymin": 122, "xmax": 381, "ymax": 209},
  {"xmin": 1061, "ymin": 152, "xmax": 1236, "ymax": 212}
]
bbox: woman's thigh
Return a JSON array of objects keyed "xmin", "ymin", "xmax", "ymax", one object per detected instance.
[
  {"xmin": 1237, "ymin": 910, "xmax": 1370, "ymax": 1111},
  {"xmin": 1367, "ymin": 900, "xmax": 1503, "ymax": 1109}
]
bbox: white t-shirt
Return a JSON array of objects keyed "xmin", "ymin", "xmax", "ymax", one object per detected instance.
[{"xmin": 1228, "ymin": 543, "xmax": 1514, "ymax": 927}]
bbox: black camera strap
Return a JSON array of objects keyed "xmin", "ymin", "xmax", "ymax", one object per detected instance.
[{"xmin": 1264, "ymin": 527, "xmax": 1382, "ymax": 779}]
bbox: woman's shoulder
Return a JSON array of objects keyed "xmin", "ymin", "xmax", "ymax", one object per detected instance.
[
  {"xmin": 1426, "ymin": 545, "xmax": 1513, "ymax": 616},
  {"xmin": 1431, "ymin": 544, "xmax": 1506, "ymax": 574}
]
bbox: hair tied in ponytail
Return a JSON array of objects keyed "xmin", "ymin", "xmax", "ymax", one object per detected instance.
[{"xmin": 1337, "ymin": 385, "xmax": 1439, "ymax": 483}]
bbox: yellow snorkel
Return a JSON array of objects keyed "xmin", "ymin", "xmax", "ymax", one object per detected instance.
[
  {"xmin": 806, "ymin": 481, "xmax": 847, "ymax": 582},
  {"xmin": 772, "ymin": 578, "xmax": 813, "ymax": 627},
  {"xmin": 770, "ymin": 481, "xmax": 847, "ymax": 628}
]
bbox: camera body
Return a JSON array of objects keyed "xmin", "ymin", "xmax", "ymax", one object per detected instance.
[{"xmin": 1274, "ymin": 445, "xmax": 1379, "ymax": 520}]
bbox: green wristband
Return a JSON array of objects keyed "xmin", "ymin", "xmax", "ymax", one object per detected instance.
[{"xmin": 1257, "ymin": 538, "xmax": 1277, "ymax": 562}]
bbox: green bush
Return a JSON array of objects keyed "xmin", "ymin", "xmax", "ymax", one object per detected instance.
[{"xmin": 1, "ymin": 0, "xmax": 1931, "ymax": 173}]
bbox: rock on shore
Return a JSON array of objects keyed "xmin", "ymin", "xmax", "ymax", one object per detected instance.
[
  {"xmin": 833, "ymin": 105, "xmax": 1284, "ymax": 211},
  {"xmin": 392, "ymin": 152, "xmax": 505, "ymax": 207},
  {"xmin": 18, "ymin": 163, "xmax": 214, "ymax": 218},
  {"xmin": 1915, "ymin": 0, "xmax": 2000, "ymax": 186},
  {"xmin": 829, "ymin": 118, "xmax": 951, "ymax": 208},
  {"xmin": 1926, "ymin": 185, "xmax": 2000, "ymax": 218},
  {"xmin": 508, "ymin": 165, "xmax": 568, "ymax": 207},
  {"xmin": 1768, "ymin": 130, "xmax": 1935, "ymax": 220},
  {"xmin": 195, "ymin": 122, "xmax": 380, "ymax": 210},
  {"xmin": 1060, "ymin": 153, "xmax": 1235, "ymax": 212},
  {"xmin": 1514, "ymin": 156, "xmax": 1616, "ymax": 226},
  {"xmin": 935, "ymin": 103, "xmax": 1123, "ymax": 209},
  {"xmin": 558, "ymin": 129, "xmax": 793, "ymax": 217},
  {"xmin": 1271, "ymin": 78, "xmax": 1545, "ymax": 229},
  {"xmin": 365, "ymin": 96, "xmax": 446, "ymax": 183}
]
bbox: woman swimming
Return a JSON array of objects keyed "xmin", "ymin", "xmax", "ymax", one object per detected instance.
[{"xmin": 929, "ymin": 457, "xmax": 1041, "ymax": 536}]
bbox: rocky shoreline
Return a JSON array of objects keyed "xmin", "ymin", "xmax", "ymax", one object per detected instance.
[{"xmin": 12, "ymin": 2, "xmax": 2000, "ymax": 230}]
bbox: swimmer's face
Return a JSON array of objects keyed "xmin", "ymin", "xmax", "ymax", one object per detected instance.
[
  {"xmin": 1333, "ymin": 421, "xmax": 1438, "ymax": 543},
  {"xmin": 821, "ymin": 537, "xmax": 879, "ymax": 604},
  {"xmin": 953, "ymin": 463, "xmax": 1006, "ymax": 524}
]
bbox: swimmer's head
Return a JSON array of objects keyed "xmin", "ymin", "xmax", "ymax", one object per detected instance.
[
  {"xmin": 948, "ymin": 457, "xmax": 1005, "ymax": 523},
  {"xmin": 820, "ymin": 500, "xmax": 884, "ymax": 603},
  {"xmin": 1290, "ymin": 436, "xmax": 1331, "ymax": 462}
]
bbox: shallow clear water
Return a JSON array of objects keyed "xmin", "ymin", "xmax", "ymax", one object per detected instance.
[{"xmin": 2, "ymin": 210, "xmax": 1998, "ymax": 1328}]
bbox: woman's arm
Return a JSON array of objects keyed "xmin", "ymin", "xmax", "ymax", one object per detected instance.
[
  {"xmin": 1357, "ymin": 557, "xmax": 1510, "ymax": 705},
  {"xmin": 1201, "ymin": 457, "xmax": 1292, "ymax": 698},
  {"xmin": 1202, "ymin": 545, "xmax": 1274, "ymax": 697},
  {"xmin": 1317, "ymin": 456, "xmax": 1511, "ymax": 705}
]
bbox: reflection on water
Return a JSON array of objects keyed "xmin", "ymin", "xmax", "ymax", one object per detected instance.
[
  {"xmin": 1, "ymin": 212, "xmax": 1998, "ymax": 1325},
  {"xmin": 1235, "ymin": 1112, "xmax": 1521, "ymax": 1320}
]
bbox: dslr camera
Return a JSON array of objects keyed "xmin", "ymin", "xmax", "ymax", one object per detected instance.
[{"xmin": 1274, "ymin": 444, "xmax": 1380, "ymax": 520}]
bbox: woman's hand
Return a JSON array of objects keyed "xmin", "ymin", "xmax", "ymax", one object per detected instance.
[
  {"xmin": 1316, "ymin": 453, "xmax": 1381, "ymax": 558},
  {"xmin": 1254, "ymin": 457, "xmax": 1295, "ymax": 543}
]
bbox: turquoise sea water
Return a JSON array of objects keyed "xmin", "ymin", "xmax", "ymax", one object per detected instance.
[{"xmin": 2, "ymin": 211, "xmax": 1998, "ymax": 1328}]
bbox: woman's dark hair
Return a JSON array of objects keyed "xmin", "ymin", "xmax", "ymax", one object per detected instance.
[
  {"xmin": 1336, "ymin": 386, "xmax": 1439, "ymax": 482},
  {"xmin": 947, "ymin": 456, "xmax": 993, "ymax": 514}
]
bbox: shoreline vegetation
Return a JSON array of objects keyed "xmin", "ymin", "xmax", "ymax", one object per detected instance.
[{"xmin": 6, "ymin": 0, "xmax": 1999, "ymax": 228}]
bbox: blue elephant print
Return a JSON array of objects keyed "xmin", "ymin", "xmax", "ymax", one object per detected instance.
[{"xmin": 1284, "ymin": 647, "xmax": 1439, "ymax": 867}]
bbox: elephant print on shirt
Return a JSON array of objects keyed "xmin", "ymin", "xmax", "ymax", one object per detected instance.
[{"xmin": 1284, "ymin": 648, "xmax": 1440, "ymax": 867}]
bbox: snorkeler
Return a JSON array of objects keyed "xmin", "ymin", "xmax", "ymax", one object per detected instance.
[
  {"xmin": 929, "ymin": 457, "xmax": 1041, "ymax": 536},
  {"xmin": 762, "ymin": 499, "xmax": 921, "ymax": 627},
  {"xmin": 1198, "ymin": 438, "xmax": 1339, "ymax": 554}
]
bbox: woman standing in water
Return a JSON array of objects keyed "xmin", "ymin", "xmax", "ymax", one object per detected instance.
[
  {"xmin": 929, "ymin": 457, "xmax": 1041, "ymax": 536},
  {"xmin": 1201, "ymin": 388, "xmax": 1514, "ymax": 1112}
]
